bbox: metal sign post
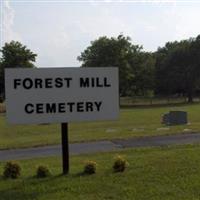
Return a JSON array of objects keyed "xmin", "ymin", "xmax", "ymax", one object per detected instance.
[{"xmin": 61, "ymin": 123, "xmax": 69, "ymax": 174}]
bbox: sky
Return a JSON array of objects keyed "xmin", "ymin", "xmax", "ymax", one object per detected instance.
[{"xmin": 1, "ymin": 0, "xmax": 200, "ymax": 68}]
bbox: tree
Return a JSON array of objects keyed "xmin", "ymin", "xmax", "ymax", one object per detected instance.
[
  {"xmin": 155, "ymin": 36, "xmax": 200, "ymax": 102},
  {"xmin": 78, "ymin": 34, "xmax": 154, "ymax": 96},
  {"xmin": 0, "ymin": 61, "xmax": 3, "ymax": 102},
  {"xmin": 155, "ymin": 41, "xmax": 182, "ymax": 95},
  {"xmin": 186, "ymin": 35, "xmax": 200, "ymax": 101},
  {"xmin": 129, "ymin": 52, "xmax": 155, "ymax": 96},
  {"xmin": 0, "ymin": 41, "xmax": 37, "ymax": 100}
]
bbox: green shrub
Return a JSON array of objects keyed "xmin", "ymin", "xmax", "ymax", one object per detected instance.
[
  {"xmin": 3, "ymin": 161, "xmax": 21, "ymax": 179},
  {"xmin": 36, "ymin": 165, "xmax": 51, "ymax": 178},
  {"xmin": 83, "ymin": 161, "xmax": 97, "ymax": 175},
  {"xmin": 113, "ymin": 155, "xmax": 128, "ymax": 173}
]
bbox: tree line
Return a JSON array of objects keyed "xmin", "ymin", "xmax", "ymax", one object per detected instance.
[
  {"xmin": 78, "ymin": 34, "xmax": 200, "ymax": 102},
  {"xmin": 1, "ymin": 34, "xmax": 200, "ymax": 102}
]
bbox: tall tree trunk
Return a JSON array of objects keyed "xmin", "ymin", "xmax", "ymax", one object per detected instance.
[{"xmin": 188, "ymin": 91, "xmax": 193, "ymax": 103}]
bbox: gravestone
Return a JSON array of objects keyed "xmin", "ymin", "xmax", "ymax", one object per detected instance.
[
  {"xmin": 162, "ymin": 111, "xmax": 187, "ymax": 125},
  {"xmin": 162, "ymin": 113, "xmax": 170, "ymax": 125}
]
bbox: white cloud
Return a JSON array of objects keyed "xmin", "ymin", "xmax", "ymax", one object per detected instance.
[
  {"xmin": 145, "ymin": 25, "xmax": 157, "ymax": 32},
  {"xmin": 4, "ymin": 2, "xmax": 200, "ymax": 67},
  {"xmin": 174, "ymin": 8, "xmax": 200, "ymax": 40},
  {"xmin": 32, "ymin": 27, "xmax": 80, "ymax": 67},
  {"xmin": 2, "ymin": 0, "xmax": 21, "ymax": 44},
  {"xmin": 74, "ymin": 7, "xmax": 135, "ymax": 40},
  {"xmin": 52, "ymin": 26, "xmax": 70, "ymax": 48},
  {"xmin": 161, "ymin": 4, "xmax": 200, "ymax": 41}
]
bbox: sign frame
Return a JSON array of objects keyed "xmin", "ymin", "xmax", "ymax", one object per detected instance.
[{"xmin": 5, "ymin": 67, "xmax": 119, "ymax": 125}]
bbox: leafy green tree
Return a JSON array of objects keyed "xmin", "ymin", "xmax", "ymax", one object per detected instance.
[
  {"xmin": 155, "ymin": 41, "xmax": 184, "ymax": 96},
  {"xmin": 0, "ymin": 41, "xmax": 37, "ymax": 100},
  {"xmin": 186, "ymin": 35, "xmax": 200, "ymax": 101},
  {"xmin": 129, "ymin": 52, "xmax": 155, "ymax": 96},
  {"xmin": 155, "ymin": 36, "xmax": 200, "ymax": 102},
  {"xmin": 0, "ymin": 60, "xmax": 3, "ymax": 102},
  {"xmin": 78, "ymin": 34, "xmax": 154, "ymax": 96}
]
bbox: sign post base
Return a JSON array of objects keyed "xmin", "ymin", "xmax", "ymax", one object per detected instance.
[{"xmin": 61, "ymin": 123, "xmax": 69, "ymax": 174}]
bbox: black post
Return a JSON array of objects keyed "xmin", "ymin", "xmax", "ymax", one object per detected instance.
[{"xmin": 61, "ymin": 123, "xmax": 69, "ymax": 174}]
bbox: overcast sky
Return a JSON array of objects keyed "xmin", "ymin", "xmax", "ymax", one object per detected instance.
[{"xmin": 1, "ymin": 0, "xmax": 200, "ymax": 67}]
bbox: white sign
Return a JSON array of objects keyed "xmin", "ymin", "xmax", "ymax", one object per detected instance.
[{"xmin": 5, "ymin": 67, "xmax": 119, "ymax": 124}]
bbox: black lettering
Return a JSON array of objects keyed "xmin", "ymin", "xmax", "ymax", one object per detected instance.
[
  {"xmin": 95, "ymin": 101, "xmax": 102, "ymax": 111},
  {"xmin": 34, "ymin": 78, "xmax": 43, "ymax": 89},
  {"xmin": 46, "ymin": 103, "xmax": 56, "ymax": 113},
  {"xmin": 55, "ymin": 78, "xmax": 63, "ymax": 88},
  {"xmin": 64, "ymin": 78, "xmax": 72, "ymax": 88},
  {"xmin": 77, "ymin": 102, "xmax": 84, "ymax": 112},
  {"xmin": 23, "ymin": 78, "xmax": 33, "ymax": 89},
  {"xmin": 24, "ymin": 103, "xmax": 34, "ymax": 114},
  {"xmin": 67, "ymin": 102, "xmax": 75, "ymax": 112},
  {"xmin": 36, "ymin": 103, "xmax": 43, "ymax": 113},
  {"xmin": 45, "ymin": 78, "xmax": 53, "ymax": 88},
  {"xmin": 80, "ymin": 77, "xmax": 89, "ymax": 87},
  {"xmin": 58, "ymin": 103, "xmax": 65, "ymax": 113},
  {"xmin": 96, "ymin": 78, "xmax": 103, "ymax": 87},
  {"xmin": 104, "ymin": 77, "xmax": 111, "ymax": 87},
  {"xmin": 14, "ymin": 79, "xmax": 21, "ymax": 89},
  {"xmin": 86, "ymin": 102, "xmax": 93, "ymax": 112},
  {"xmin": 91, "ymin": 77, "xmax": 95, "ymax": 87}
]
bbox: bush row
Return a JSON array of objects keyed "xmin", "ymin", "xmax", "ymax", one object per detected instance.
[
  {"xmin": 2, "ymin": 155, "xmax": 128, "ymax": 179},
  {"xmin": 3, "ymin": 161, "xmax": 51, "ymax": 179}
]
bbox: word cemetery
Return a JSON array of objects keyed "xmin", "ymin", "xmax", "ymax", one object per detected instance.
[{"xmin": 24, "ymin": 101, "xmax": 103, "ymax": 114}]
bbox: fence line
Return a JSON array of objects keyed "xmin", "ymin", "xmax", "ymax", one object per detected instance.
[{"xmin": 120, "ymin": 96, "xmax": 200, "ymax": 106}]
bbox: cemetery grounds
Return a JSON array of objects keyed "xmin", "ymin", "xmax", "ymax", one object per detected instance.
[{"xmin": 1, "ymin": 102, "xmax": 200, "ymax": 199}]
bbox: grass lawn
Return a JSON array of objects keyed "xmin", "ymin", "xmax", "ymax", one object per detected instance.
[
  {"xmin": 1, "ymin": 145, "xmax": 200, "ymax": 199},
  {"xmin": 1, "ymin": 103, "xmax": 200, "ymax": 149}
]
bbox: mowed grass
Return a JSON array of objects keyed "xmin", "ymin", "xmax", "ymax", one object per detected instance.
[
  {"xmin": 1, "ymin": 103, "xmax": 200, "ymax": 149},
  {"xmin": 1, "ymin": 145, "xmax": 200, "ymax": 199}
]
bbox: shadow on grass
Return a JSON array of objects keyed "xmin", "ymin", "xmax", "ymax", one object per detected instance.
[
  {"xmin": 0, "ymin": 170, "xmax": 99, "ymax": 200},
  {"xmin": 30, "ymin": 171, "xmax": 91, "ymax": 181},
  {"xmin": 0, "ymin": 176, "xmax": 37, "ymax": 200},
  {"xmin": 0, "ymin": 174, "xmax": 67, "ymax": 200},
  {"xmin": 0, "ymin": 189, "xmax": 38, "ymax": 200},
  {"xmin": 71, "ymin": 171, "xmax": 99, "ymax": 178}
]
